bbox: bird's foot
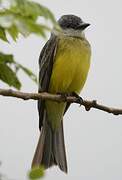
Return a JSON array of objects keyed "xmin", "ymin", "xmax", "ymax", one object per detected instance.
[
  {"xmin": 57, "ymin": 92, "xmax": 83, "ymax": 105},
  {"xmin": 57, "ymin": 92, "xmax": 74, "ymax": 101},
  {"xmin": 57, "ymin": 92, "xmax": 71, "ymax": 101},
  {"xmin": 71, "ymin": 92, "xmax": 83, "ymax": 105}
]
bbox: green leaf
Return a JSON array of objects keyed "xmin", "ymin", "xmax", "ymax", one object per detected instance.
[
  {"xmin": 27, "ymin": 2, "xmax": 56, "ymax": 24},
  {"xmin": 14, "ymin": 17, "xmax": 30, "ymax": 36},
  {"xmin": 16, "ymin": 0, "xmax": 39, "ymax": 21},
  {"xmin": 0, "ymin": 52, "xmax": 37, "ymax": 84},
  {"xmin": 0, "ymin": 0, "xmax": 57, "ymax": 39},
  {"xmin": 14, "ymin": 17, "xmax": 49, "ymax": 37},
  {"xmin": 0, "ymin": 62, "xmax": 21, "ymax": 89},
  {"xmin": 0, "ymin": 52, "xmax": 14, "ymax": 63},
  {"xmin": 39, "ymin": 5, "xmax": 56, "ymax": 24},
  {"xmin": 17, "ymin": 63, "xmax": 37, "ymax": 83},
  {"xmin": 11, "ymin": 0, "xmax": 56, "ymax": 23},
  {"xmin": 0, "ymin": 26, "xmax": 8, "ymax": 42},
  {"xmin": 28, "ymin": 166, "xmax": 45, "ymax": 180},
  {"xmin": 21, "ymin": 19, "xmax": 48, "ymax": 38},
  {"xmin": 7, "ymin": 24, "xmax": 18, "ymax": 41}
]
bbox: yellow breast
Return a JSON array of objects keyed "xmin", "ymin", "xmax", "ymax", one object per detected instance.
[
  {"xmin": 45, "ymin": 36, "xmax": 91, "ymax": 129},
  {"xmin": 48, "ymin": 36, "xmax": 91, "ymax": 94}
]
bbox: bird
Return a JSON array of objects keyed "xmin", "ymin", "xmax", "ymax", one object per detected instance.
[{"xmin": 31, "ymin": 14, "xmax": 91, "ymax": 173}]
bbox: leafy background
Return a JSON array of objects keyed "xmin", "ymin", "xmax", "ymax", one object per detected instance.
[{"xmin": 0, "ymin": 0, "xmax": 56, "ymax": 90}]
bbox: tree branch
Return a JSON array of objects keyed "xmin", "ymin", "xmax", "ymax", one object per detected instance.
[{"xmin": 0, "ymin": 88, "xmax": 121, "ymax": 115}]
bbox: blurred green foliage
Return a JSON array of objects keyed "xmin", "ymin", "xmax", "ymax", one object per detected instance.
[
  {"xmin": 0, "ymin": 52, "xmax": 37, "ymax": 89},
  {"xmin": 29, "ymin": 166, "xmax": 45, "ymax": 180},
  {"xmin": 0, "ymin": 0, "xmax": 56, "ymax": 89}
]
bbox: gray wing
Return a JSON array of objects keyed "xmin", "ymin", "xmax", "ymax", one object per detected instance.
[{"xmin": 38, "ymin": 34, "xmax": 58, "ymax": 130}]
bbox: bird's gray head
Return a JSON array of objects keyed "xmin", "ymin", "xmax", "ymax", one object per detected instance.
[
  {"xmin": 53, "ymin": 14, "xmax": 90, "ymax": 38},
  {"xmin": 58, "ymin": 14, "xmax": 90, "ymax": 31}
]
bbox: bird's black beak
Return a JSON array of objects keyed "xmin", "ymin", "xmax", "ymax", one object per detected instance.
[{"xmin": 77, "ymin": 22, "xmax": 90, "ymax": 30}]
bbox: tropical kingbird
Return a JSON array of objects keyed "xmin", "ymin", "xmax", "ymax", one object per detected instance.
[{"xmin": 32, "ymin": 14, "xmax": 91, "ymax": 173}]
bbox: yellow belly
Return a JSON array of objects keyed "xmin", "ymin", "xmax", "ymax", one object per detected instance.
[
  {"xmin": 49, "ymin": 36, "xmax": 91, "ymax": 94},
  {"xmin": 46, "ymin": 36, "xmax": 91, "ymax": 129}
]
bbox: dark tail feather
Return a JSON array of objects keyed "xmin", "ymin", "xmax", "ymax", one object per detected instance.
[{"xmin": 31, "ymin": 120, "xmax": 67, "ymax": 173}]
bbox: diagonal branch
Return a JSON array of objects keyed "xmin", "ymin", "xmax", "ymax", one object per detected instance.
[{"xmin": 0, "ymin": 88, "xmax": 122, "ymax": 115}]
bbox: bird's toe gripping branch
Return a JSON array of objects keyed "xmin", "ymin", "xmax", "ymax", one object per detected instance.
[
  {"xmin": 57, "ymin": 92, "xmax": 83, "ymax": 105},
  {"xmin": 70, "ymin": 92, "xmax": 83, "ymax": 105},
  {"xmin": 57, "ymin": 92, "xmax": 71, "ymax": 102}
]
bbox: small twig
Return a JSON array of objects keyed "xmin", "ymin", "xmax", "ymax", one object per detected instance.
[{"xmin": 0, "ymin": 88, "xmax": 122, "ymax": 115}]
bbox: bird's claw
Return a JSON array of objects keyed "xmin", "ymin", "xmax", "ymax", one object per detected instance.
[
  {"xmin": 71, "ymin": 92, "xmax": 83, "ymax": 105},
  {"xmin": 57, "ymin": 92, "xmax": 83, "ymax": 105}
]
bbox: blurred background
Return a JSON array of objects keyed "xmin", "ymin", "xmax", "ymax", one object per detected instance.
[{"xmin": 0, "ymin": 0, "xmax": 122, "ymax": 179}]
